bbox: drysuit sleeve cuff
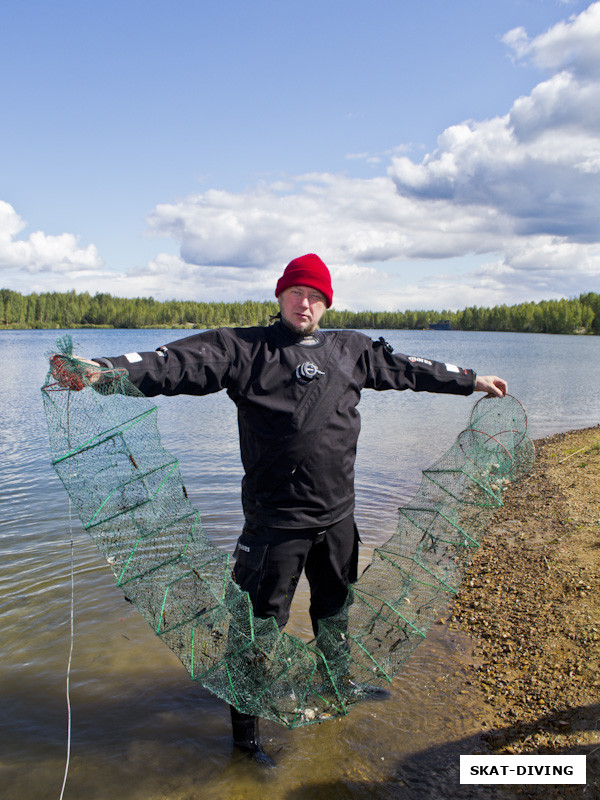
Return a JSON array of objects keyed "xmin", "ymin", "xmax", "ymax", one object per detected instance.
[{"xmin": 93, "ymin": 357, "xmax": 116, "ymax": 370}]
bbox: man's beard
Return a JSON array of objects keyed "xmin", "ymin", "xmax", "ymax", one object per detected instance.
[{"xmin": 280, "ymin": 313, "xmax": 318, "ymax": 336}]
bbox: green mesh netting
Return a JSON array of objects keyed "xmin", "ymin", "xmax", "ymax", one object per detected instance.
[{"xmin": 42, "ymin": 337, "xmax": 534, "ymax": 728}]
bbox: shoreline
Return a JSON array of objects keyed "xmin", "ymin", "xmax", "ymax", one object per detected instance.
[
  {"xmin": 0, "ymin": 324, "xmax": 598, "ymax": 336},
  {"xmin": 449, "ymin": 425, "xmax": 600, "ymax": 796}
]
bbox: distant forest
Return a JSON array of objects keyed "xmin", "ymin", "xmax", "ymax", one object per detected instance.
[{"xmin": 2, "ymin": 288, "xmax": 600, "ymax": 335}]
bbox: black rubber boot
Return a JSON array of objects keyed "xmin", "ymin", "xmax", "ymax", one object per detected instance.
[{"xmin": 230, "ymin": 706, "xmax": 276, "ymax": 768}]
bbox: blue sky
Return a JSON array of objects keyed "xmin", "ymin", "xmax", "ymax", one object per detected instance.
[{"xmin": 2, "ymin": 0, "xmax": 599, "ymax": 310}]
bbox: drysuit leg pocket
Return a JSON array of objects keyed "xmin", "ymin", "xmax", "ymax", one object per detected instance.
[{"xmin": 232, "ymin": 531, "xmax": 269, "ymax": 603}]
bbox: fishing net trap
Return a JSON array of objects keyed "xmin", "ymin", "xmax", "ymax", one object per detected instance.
[{"xmin": 42, "ymin": 336, "xmax": 534, "ymax": 728}]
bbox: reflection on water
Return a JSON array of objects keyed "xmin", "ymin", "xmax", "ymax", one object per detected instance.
[{"xmin": 1, "ymin": 328, "xmax": 599, "ymax": 799}]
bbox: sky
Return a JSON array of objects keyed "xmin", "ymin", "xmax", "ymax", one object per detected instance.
[{"xmin": 1, "ymin": 0, "xmax": 599, "ymax": 311}]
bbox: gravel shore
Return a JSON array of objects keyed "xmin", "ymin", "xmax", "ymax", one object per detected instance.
[{"xmin": 449, "ymin": 425, "xmax": 600, "ymax": 798}]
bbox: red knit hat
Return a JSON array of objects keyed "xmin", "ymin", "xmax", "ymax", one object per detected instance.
[{"xmin": 275, "ymin": 254, "xmax": 333, "ymax": 307}]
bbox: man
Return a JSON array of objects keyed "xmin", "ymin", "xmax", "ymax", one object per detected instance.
[{"xmin": 61, "ymin": 253, "xmax": 507, "ymax": 765}]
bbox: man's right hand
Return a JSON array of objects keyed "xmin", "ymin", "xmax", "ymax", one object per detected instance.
[{"xmin": 49, "ymin": 354, "xmax": 101, "ymax": 390}]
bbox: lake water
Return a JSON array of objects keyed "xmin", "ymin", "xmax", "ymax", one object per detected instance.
[{"xmin": 2, "ymin": 327, "xmax": 599, "ymax": 800}]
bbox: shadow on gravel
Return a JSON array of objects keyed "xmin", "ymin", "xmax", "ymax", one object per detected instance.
[{"xmin": 283, "ymin": 703, "xmax": 599, "ymax": 800}]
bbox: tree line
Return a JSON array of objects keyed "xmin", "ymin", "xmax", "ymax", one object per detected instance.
[{"xmin": 1, "ymin": 288, "xmax": 599, "ymax": 335}]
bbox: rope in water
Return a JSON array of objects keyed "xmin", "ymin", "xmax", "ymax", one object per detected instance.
[{"xmin": 58, "ymin": 397, "xmax": 74, "ymax": 800}]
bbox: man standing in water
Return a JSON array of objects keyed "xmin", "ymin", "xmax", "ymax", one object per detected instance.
[{"xmin": 60, "ymin": 254, "xmax": 507, "ymax": 766}]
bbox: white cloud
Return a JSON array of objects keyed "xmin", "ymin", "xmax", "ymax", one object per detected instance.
[
  {"xmin": 146, "ymin": 175, "xmax": 412, "ymax": 270},
  {"xmin": 152, "ymin": 172, "xmax": 515, "ymax": 267},
  {"xmin": 0, "ymin": 201, "xmax": 103, "ymax": 274},
  {"xmin": 389, "ymin": 61, "xmax": 600, "ymax": 235},
  {"xmin": 502, "ymin": 1, "xmax": 600, "ymax": 78}
]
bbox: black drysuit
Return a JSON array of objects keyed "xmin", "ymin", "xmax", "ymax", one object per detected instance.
[{"xmin": 98, "ymin": 321, "xmax": 476, "ymax": 632}]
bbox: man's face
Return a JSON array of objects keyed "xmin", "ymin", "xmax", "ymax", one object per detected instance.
[{"xmin": 278, "ymin": 285, "xmax": 327, "ymax": 334}]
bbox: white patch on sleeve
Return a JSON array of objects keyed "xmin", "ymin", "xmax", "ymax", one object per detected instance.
[
  {"xmin": 445, "ymin": 363, "xmax": 459, "ymax": 373},
  {"xmin": 124, "ymin": 352, "xmax": 143, "ymax": 363}
]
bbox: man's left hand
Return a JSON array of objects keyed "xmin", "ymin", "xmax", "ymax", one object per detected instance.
[{"xmin": 475, "ymin": 375, "xmax": 508, "ymax": 397}]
